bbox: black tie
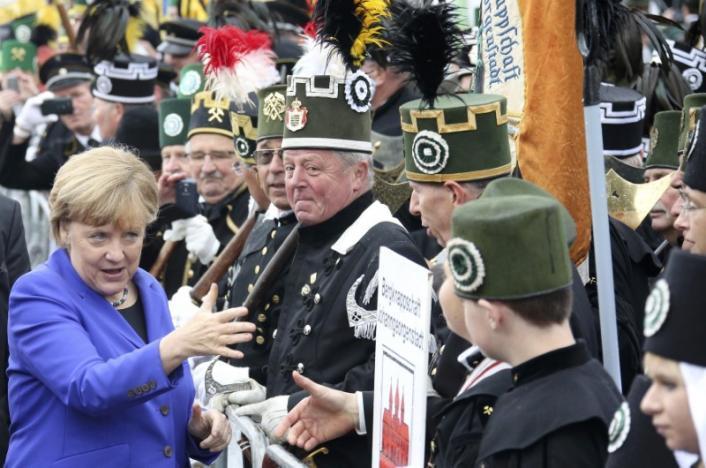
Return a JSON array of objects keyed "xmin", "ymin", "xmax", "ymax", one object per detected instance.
[{"xmin": 87, "ymin": 138, "xmax": 100, "ymax": 148}]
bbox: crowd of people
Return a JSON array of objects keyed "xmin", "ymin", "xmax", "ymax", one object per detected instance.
[{"xmin": 0, "ymin": 0, "xmax": 705, "ymax": 467}]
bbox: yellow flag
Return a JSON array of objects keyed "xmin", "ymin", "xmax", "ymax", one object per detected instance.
[{"xmin": 481, "ymin": 0, "xmax": 590, "ymax": 263}]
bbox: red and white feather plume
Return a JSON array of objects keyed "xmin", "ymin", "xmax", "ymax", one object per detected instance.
[{"xmin": 196, "ymin": 25, "xmax": 280, "ymax": 104}]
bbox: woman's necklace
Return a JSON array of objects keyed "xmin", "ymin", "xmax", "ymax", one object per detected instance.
[{"xmin": 110, "ymin": 287, "xmax": 129, "ymax": 308}]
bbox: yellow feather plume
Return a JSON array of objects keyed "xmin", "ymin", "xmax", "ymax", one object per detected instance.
[
  {"xmin": 37, "ymin": 4, "xmax": 61, "ymax": 31},
  {"xmin": 125, "ymin": 17, "xmax": 145, "ymax": 53},
  {"xmin": 351, "ymin": 0, "xmax": 390, "ymax": 68}
]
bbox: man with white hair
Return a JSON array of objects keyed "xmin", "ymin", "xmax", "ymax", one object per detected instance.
[{"xmin": 232, "ymin": 67, "xmax": 427, "ymax": 467}]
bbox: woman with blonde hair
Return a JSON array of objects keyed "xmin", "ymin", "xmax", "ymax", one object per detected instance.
[{"xmin": 5, "ymin": 147, "xmax": 256, "ymax": 467}]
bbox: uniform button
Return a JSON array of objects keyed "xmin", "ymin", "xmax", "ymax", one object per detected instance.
[
  {"xmin": 301, "ymin": 284, "xmax": 310, "ymax": 296},
  {"xmin": 303, "ymin": 324, "xmax": 311, "ymax": 335},
  {"xmin": 264, "ymin": 303, "xmax": 271, "ymax": 311},
  {"xmin": 261, "ymin": 246, "xmax": 268, "ymax": 255},
  {"xmin": 160, "ymin": 405, "xmax": 169, "ymax": 416},
  {"xmin": 163, "ymin": 445, "xmax": 173, "ymax": 457},
  {"xmin": 256, "ymin": 336, "xmax": 265, "ymax": 345},
  {"xmin": 187, "ymin": 269, "xmax": 194, "ymax": 279},
  {"xmin": 296, "ymin": 363, "xmax": 304, "ymax": 373},
  {"xmin": 248, "ymin": 284, "xmax": 254, "ymax": 293},
  {"xmin": 431, "ymin": 368, "xmax": 437, "ymax": 376},
  {"xmin": 254, "ymin": 265, "xmax": 260, "ymax": 275},
  {"xmin": 314, "ymin": 293, "xmax": 321, "ymax": 304},
  {"xmin": 257, "ymin": 313, "xmax": 267, "ymax": 322},
  {"xmin": 142, "ymin": 383, "xmax": 150, "ymax": 392},
  {"xmin": 270, "ymin": 230, "xmax": 276, "ymax": 239},
  {"xmin": 272, "ymin": 294, "xmax": 280, "ymax": 304},
  {"xmin": 273, "ymin": 329, "xmax": 278, "ymax": 339}
]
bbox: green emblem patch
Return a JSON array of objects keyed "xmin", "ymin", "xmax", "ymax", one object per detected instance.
[
  {"xmin": 607, "ymin": 402, "xmax": 631, "ymax": 453},
  {"xmin": 447, "ymin": 238, "xmax": 485, "ymax": 293},
  {"xmin": 179, "ymin": 70, "xmax": 202, "ymax": 97},
  {"xmin": 644, "ymin": 279, "xmax": 670, "ymax": 337}
]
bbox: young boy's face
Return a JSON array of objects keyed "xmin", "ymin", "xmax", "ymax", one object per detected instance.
[
  {"xmin": 439, "ymin": 263, "xmax": 471, "ymax": 342},
  {"xmin": 641, "ymin": 352, "xmax": 699, "ymax": 454},
  {"xmin": 462, "ymin": 298, "xmax": 496, "ymax": 359}
]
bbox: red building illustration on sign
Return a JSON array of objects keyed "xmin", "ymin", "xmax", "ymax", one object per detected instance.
[{"xmin": 380, "ymin": 380, "xmax": 409, "ymax": 468}]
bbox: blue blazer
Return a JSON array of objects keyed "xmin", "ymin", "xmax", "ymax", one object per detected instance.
[{"xmin": 6, "ymin": 249, "xmax": 218, "ymax": 467}]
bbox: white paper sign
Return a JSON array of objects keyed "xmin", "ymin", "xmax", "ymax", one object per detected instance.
[{"xmin": 371, "ymin": 247, "xmax": 432, "ymax": 468}]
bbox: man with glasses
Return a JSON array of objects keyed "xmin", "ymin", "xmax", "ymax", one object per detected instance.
[
  {"xmin": 194, "ymin": 84, "xmax": 298, "ymax": 405},
  {"xmin": 160, "ymin": 90, "xmax": 249, "ymax": 297},
  {"xmin": 675, "ymin": 104, "xmax": 706, "ymax": 254}
]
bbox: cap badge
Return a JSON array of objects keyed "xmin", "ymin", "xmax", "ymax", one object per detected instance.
[
  {"xmin": 235, "ymin": 136, "xmax": 253, "ymax": 158},
  {"xmin": 96, "ymin": 75, "xmax": 112, "ymax": 95},
  {"xmin": 15, "ymin": 24, "xmax": 31, "ymax": 43},
  {"xmin": 607, "ymin": 402, "xmax": 631, "ymax": 453},
  {"xmin": 208, "ymin": 107, "xmax": 225, "ymax": 123},
  {"xmin": 644, "ymin": 278, "xmax": 670, "ymax": 337},
  {"xmin": 163, "ymin": 113, "xmax": 184, "ymax": 137},
  {"xmin": 10, "ymin": 47, "xmax": 26, "ymax": 62},
  {"xmin": 683, "ymin": 68, "xmax": 703, "ymax": 92},
  {"xmin": 447, "ymin": 238, "xmax": 485, "ymax": 293},
  {"xmin": 179, "ymin": 69, "xmax": 202, "ymax": 97},
  {"xmin": 345, "ymin": 70, "xmax": 375, "ymax": 113},
  {"xmin": 263, "ymin": 91, "xmax": 285, "ymax": 121},
  {"xmin": 412, "ymin": 130, "xmax": 450, "ymax": 174},
  {"xmin": 285, "ymin": 98, "xmax": 308, "ymax": 132}
]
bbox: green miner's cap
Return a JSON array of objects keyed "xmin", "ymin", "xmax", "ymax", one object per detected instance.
[
  {"xmin": 0, "ymin": 40, "xmax": 36, "ymax": 72},
  {"xmin": 10, "ymin": 13, "xmax": 36, "ymax": 43},
  {"xmin": 230, "ymin": 98, "xmax": 258, "ymax": 165},
  {"xmin": 159, "ymin": 97, "xmax": 191, "ymax": 147},
  {"xmin": 645, "ymin": 110, "xmax": 680, "ymax": 170},
  {"xmin": 282, "ymin": 73, "xmax": 373, "ymax": 153},
  {"xmin": 257, "ymin": 84, "xmax": 286, "ymax": 141},
  {"xmin": 480, "ymin": 178, "xmax": 577, "ymax": 247},
  {"xmin": 188, "ymin": 91, "xmax": 233, "ymax": 139},
  {"xmin": 448, "ymin": 194, "xmax": 572, "ymax": 300},
  {"xmin": 678, "ymin": 93, "xmax": 706, "ymax": 156},
  {"xmin": 178, "ymin": 63, "xmax": 205, "ymax": 98},
  {"xmin": 401, "ymin": 93, "xmax": 512, "ymax": 183}
]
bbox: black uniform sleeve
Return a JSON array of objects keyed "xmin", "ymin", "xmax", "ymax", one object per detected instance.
[{"xmin": 0, "ymin": 118, "xmax": 69, "ymax": 191}]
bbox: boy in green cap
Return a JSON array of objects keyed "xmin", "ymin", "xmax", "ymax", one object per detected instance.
[{"xmin": 448, "ymin": 192, "xmax": 623, "ymax": 467}]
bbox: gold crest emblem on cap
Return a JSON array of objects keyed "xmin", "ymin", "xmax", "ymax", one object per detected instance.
[
  {"xmin": 264, "ymin": 92, "xmax": 285, "ymax": 121},
  {"xmin": 285, "ymin": 98, "xmax": 308, "ymax": 132}
]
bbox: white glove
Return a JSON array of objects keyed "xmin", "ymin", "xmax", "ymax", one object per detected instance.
[
  {"xmin": 184, "ymin": 215, "xmax": 220, "ymax": 264},
  {"xmin": 168, "ymin": 286, "xmax": 200, "ymax": 328},
  {"xmin": 13, "ymin": 91, "xmax": 57, "ymax": 140},
  {"xmin": 163, "ymin": 219, "xmax": 189, "ymax": 242},
  {"xmin": 227, "ymin": 378, "xmax": 267, "ymax": 406},
  {"xmin": 235, "ymin": 395, "xmax": 289, "ymax": 441}
]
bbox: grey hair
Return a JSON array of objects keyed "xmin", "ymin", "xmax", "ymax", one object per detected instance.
[{"xmin": 335, "ymin": 150, "xmax": 374, "ymax": 189}]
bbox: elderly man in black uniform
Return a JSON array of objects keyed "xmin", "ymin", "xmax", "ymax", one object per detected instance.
[
  {"xmin": 160, "ymin": 90, "xmax": 250, "ymax": 298},
  {"xmin": 232, "ymin": 68, "xmax": 427, "ymax": 467},
  {"xmin": 0, "ymin": 52, "xmax": 99, "ymax": 191},
  {"xmin": 189, "ymin": 84, "xmax": 298, "ymax": 404}
]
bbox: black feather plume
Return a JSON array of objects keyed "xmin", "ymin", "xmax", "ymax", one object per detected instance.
[
  {"xmin": 209, "ymin": 0, "xmax": 274, "ymax": 32},
  {"xmin": 383, "ymin": 1, "xmax": 463, "ymax": 107},
  {"xmin": 77, "ymin": 0, "xmax": 141, "ymax": 62},
  {"xmin": 313, "ymin": 0, "xmax": 357, "ymax": 70}
]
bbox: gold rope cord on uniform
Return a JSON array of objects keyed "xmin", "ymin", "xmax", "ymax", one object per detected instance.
[{"xmin": 401, "ymin": 102, "xmax": 508, "ymax": 134}]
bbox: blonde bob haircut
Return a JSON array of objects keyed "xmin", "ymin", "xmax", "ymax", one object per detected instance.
[{"xmin": 49, "ymin": 146, "xmax": 159, "ymax": 243}]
